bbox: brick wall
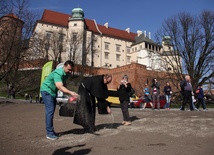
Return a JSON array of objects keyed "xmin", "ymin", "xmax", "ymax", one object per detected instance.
[{"xmin": 95, "ymin": 62, "xmax": 178, "ymax": 97}]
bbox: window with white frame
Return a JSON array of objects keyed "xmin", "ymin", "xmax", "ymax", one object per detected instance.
[
  {"xmin": 116, "ymin": 44, "xmax": 121, "ymax": 52},
  {"xmin": 116, "ymin": 54, "xmax": 121, "ymax": 61},
  {"xmin": 126, "ymin": 47, "xmax": 131, "ymax": 54},
  {"xmin": 46, "ymin": 31, "xmax": 52, "ymax": 40},
  {"xmin": 104, "ymin": 52, "xmax": 109, "ymax": 59},
  {"xmin": 104, "ymin": 42, "xmax": 110, "ymax": 50},
  {"xmin": 127, "ymin": 56, "xmax": 131, "ymax": 63},
  {"xmin": 58, "ymin": 34, "xmax": 64, "ymax": 42},
  {"xmin": 132, "ymin": 48, "xmax": 134, "ymax": 52},
  {"xmin": 72, "ymin": 33, "xmax": 78, "ymax": 42}
]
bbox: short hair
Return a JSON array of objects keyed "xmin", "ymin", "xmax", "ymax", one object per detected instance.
[
  {"xmin": 123, "ymin": 74, "xmax": 128, "ymax": 80},
  {"xmin": 185, "ymin": 75, "xmax": 190, "ymax": 79},
  {"xmin": 64, "ymin": 60, "xmax": 74, "ymax": 67}
]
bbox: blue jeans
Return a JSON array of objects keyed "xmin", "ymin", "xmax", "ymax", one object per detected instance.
[
  {"xmin": 41, "ymin": 91, "xmax": 56, "ymax": 135},
  {"xmin": 152, "ymin": 93, "xmax": 160, "ymax": 109},
  {"xmin": 165, "ymin": 95, "xmax": 171, "ymax": 108}
]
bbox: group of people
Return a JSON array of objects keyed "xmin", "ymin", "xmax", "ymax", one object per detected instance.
[
  {"xmin": 180, "ymin": 75, "xmax": 207, "ymax": 111},
  {"xmin": 140, "ymin": 78, "xmax": 170, "ymax": 110},
  {"xmin": 40, "ymin": 60, "xmax": 207, "ymax": 140},
  {"xmin": 40, "ymin": 60, "xmax": 134, "ymax": 140},
  {"xmin": 140, "ymin": 75, "xmax": 206, "ymax": 111}
]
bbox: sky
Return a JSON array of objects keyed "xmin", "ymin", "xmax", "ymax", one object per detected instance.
[{"xmin": 29, "ymin": 0, "xmax": 214, "ymax": 39}]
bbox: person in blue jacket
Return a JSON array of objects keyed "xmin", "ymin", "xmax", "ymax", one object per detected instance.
[{"xmin": 195, "ymin": 84, "xmax": 207, "ymax": 111}]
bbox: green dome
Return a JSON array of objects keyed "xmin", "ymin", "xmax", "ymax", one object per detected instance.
[{"xmin": 71, "ymin": 8, "xmax": 84, "ymax": 19}]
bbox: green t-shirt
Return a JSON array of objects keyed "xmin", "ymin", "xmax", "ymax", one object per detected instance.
[{"xmin": 40, "ymin": 67, "xmax": 67, "ymax": 97}]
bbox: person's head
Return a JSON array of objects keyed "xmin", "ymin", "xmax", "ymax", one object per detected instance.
[
  {"xmin": 63, "ymin": 60, "xmax": 74, "ymax": 75},
  {"xmin": 145, "ymin": 83, "xmax": 148, "ymax": 87},
  {"xmin": 166, "ymin": 82, "xmax": 170, "ymax": 86},
  {"xmin": 153, "ymin": 78, "xmax": 157, "ymax": 83},
  {"xmin": 123, "ymin": 74, "xmax": 128, "ymax": 82},
  {"xmin": 185, "ymin": 75, "xmax": 191, "ymax": 82},
  {"xmin": 103, "ymin": 74, "xmax": 112, "ymax": 84}
]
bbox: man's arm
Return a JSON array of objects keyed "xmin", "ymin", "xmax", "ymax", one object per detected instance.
[{"xmin": 55, "ymin": 82, "xmax": 78, "ymax": 97}]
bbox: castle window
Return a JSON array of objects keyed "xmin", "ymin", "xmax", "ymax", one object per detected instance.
[
  {"xmin": 104, "ymin": 42, "xmax": 110, "ymax": 50},
  {"xmin": 127, "ymin": 56, "xmax": 131, "ymax": 63},
  {"xmin": 58, "ymin": 34, "xmax": 64, "ymax": 42},
  {"xmin": 145, "ymin": 43, "xmax": 148, "ymax": 49},
  {"xmin": 126, "ymin": 47, "xmax": 130, "ymax": 54},
  {"xmin": 104, "ymin": 52, "xmax": 109, "ymax": 59},
  {"xmin": 116, "ymin": 54, "xmax": 121, "ymax": 61},
  {"xmin": 46, "ymin": 31, "xmax": 52, "ymax": 40},
  {"xmin": 72, "ymin": 33, "xmax": 78, "ymax": 42},
  {"xmin": 116, "ymin": 44, "xmax": 121, "ymax": 52}
]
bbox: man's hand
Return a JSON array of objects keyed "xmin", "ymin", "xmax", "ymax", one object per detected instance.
[{"xmin": 70, "ymin": 91, "xmax": 79, "ymax": 98}]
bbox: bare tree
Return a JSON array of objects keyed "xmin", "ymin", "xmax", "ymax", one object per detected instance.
[
  {"xmin": 29, "ymin": 29, "xmax": 66, "ymax": 69},
  {"xmin": 155, "ymin": 10, "xmax": 214, "ymax": 92},
  {"xmin": 67, "ymin": 32, "xmax": 98, "ymax": 76},
  {"xmin": 0, "ymin": 0, "xmax": 38, "ymax": 97}
]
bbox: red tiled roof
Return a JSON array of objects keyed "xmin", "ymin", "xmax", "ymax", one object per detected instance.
[
  {"xmin": 39, "ymin": 9, "xmax": 137, "ymax": 41},
  {"xmin": 39, "ymin": 9, "xmax": 70, "ymax": 27}
]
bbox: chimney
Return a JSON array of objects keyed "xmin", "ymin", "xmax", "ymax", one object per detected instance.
[
  {"xmin": 149, "ymin": 32, "xmax": 151, "ymax": 39},
  {"xmin": 137, "ymin": 30, "xmax": 142, "ymax": 37},
  {"xmin": 144, "ymin": 31, "xmax": 146, "ymax": 37},
  {"xmin": 125, "ymin": 28, "xmax": 130, "ymax": 33},
  {"xmin": 104, "ymin": 22, "xmax": 108, "ymax": 28}
]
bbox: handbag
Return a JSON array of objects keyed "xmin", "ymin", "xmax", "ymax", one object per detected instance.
[
  {"xmin": 59, "ymin": 102, "xmax": 76, "ymax": 117},
  {"xmin": 128, "ymin": 88, "xmax": 135, "ymax": 97}
]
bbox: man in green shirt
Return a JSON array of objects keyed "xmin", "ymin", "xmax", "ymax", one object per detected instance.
[{"xmin": 40, "ymin": 60, "xmax": 78, "ymax": 140}]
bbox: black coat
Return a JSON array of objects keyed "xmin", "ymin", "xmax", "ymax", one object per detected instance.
[
  {"xmin": 164, "ymin": 86, "xmax": 172, "ymax": 95},
  {"xmin": 81, "ymin": 75, "xmax": 109, "ymax": 99},
  {"xmin": 118, "ymin": 83, "xmax": 132, "ymax": 102},
  {"xmin": 73, "ymin": 75, "xmax": 109, "ymax": 133}
]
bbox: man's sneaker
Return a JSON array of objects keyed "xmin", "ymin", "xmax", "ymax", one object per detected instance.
[
  {"xmin": 53, "ymin": 131, "xmax": 61, "ymax": 137},
  {"xmin": 203, "ymin": 109, "xmax": 207, "ymax": 111},
  {"xmin": 46, "ymin": 134, "xmax": 58, "ymax": 140}
]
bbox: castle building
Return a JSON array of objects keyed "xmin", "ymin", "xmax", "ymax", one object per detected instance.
[{"xmin": 32, "ymin": 8, "xmax": 174, "ymax": 71}]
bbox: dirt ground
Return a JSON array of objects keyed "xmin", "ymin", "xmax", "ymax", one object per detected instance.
[{"xmin": 0, "ymin": 98, "xmax": 214, "ymax": 155}]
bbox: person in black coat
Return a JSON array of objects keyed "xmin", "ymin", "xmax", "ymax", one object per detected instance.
[
  {"xmin": 73, "ymin": 74, "xmax": 112, "ymax": 133},
  {"xmin": 180, "ymin": 75, "xmax": 193, "ymax": 111},
  {"xmin": 117, "ymin": 75, "xmax": 132, "ymax": 126}
]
